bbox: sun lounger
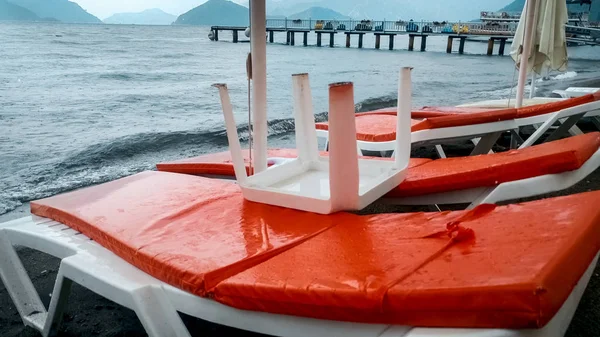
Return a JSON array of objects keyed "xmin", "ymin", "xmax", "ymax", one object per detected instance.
[
  {"xmin": 315, "ymin": 94, "xmax": 600, "ymax": 157},
  {"xmin": 157, "ymin": 132, "xmax": 600, "ymax": 209},
  {"xmin": 2, "ymin": 173, "xmax": 600, "ymax": 337},
  {"xmin": 552, "ymin": 87, "xmax": 600, "ymax": 98}
]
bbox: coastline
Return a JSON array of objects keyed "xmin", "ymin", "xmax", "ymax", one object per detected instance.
[
  {"xmin": 2, "ymin": 149, "xmax": 600, "ymax": 337},
  {"xmin": 3, "ymin": 76, "xmax": 600, "ymax": 335}
]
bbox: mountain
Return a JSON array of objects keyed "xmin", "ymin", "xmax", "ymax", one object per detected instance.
[
  {"xmin": 0, "ymin": 0, "xmax": 40, "ymax": 21},
  {"xmin": 7, "ymin": 0, "xmax": 102, "ymax": 23},
  {"xmin": 104, "ymin": 8, "xmax": 177, "ymax": 25},
  {"xmin": 288, "ymin": 6, "xmax": 350, "ymax": 20},
  {"xmin": 500, "ymin": 0, "xmax": 599, "ymax": 22},
  {"xmin": 174, "ymin": 0, "xmax": 249, "ymax": 26},
  {"xmin": 500, "ymin": 0, "xmax": 524, "ymax": 12}
]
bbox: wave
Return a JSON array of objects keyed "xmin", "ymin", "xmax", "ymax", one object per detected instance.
[
  {"xmin": 355, "ymin": 95, "xmax": 397, "ymax": 112},
  {"xmin": 58, "ymin": 111, "xmax": 329, "ymax": 171},
  {"xmin": 98, "ymin": 72, "xmax": 176, "ymax": 82},
  {"xmin": 0, "ymin": 111, "xmax": 332, "ymax": 216}
]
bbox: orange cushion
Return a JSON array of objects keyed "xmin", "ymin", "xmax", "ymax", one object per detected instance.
[
  {"xmin": 30, "ymin": 172, "xmax": 340, "ymax": 296},
  {"xmin": 315, "ymin": 108, "xmax": 518, "ymax": 141},
  {"xmin": 214, "ymin": 191, "xmax": 600, "ymax": 329},
  {"xmin": 157, "ymin": 148, "xmax": 431, "ymax": 176},
  {"xmin": 411, "ymin": 108, "xmax": 518, "ymax": 132},
  {"xmin": 156, "ymin": 149, "xmax": 306, "ymax": 176},
  {"xmin": 516, "ymin": 94, "xmax": 595, "ymax": 118},
  {"xmin": 156, "ymin": 133, "xmax": 600, "ymax": 198},
  {"xmin": 388, "ymin": 132, "xmax": 600, "ymax": 197},
  {"xmin": 30, "ymin": 172, "xmax": 600, "ymax": 329}
]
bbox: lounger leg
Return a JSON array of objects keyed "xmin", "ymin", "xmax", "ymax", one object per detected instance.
[
  {"xmin": 466, "ymin": 187, "xmax": 498, "ymax": 209},
  {"xmin": 470, "ymin": 132, "xmax": 502, "ymax": 156},
  {"xmin": 592, "ymin": 116, "xmax": 600, "ymax": 131},
  {"xmin": 435, "ymin": 145, "xmax": 447, "ymax": 158},
  {"xmin": 131, "ymin": 286, "xmax": 191, "ymax": 337},
  {"xmin": 510, "ymin": 129, "xmax": 523, "ymax": 149},
  {"xmin": 0, "ymin": 233, "xmax": 48, "ymax": 332},
  {"xmin": 545, "ymin": 115, "xmax": 585, "ymax": 143},
  {"xmin": 567, "ymin": 124, "xmax": 584, "ymax": 136},
  {"xmin": 519, "ymin": 113, "xmax": 560, "ymax": 149},
  {"xmin": 43, "ymin": 270, "xmax": 73, "ymax": 337}
]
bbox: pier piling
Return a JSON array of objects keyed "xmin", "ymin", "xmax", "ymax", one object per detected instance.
[
  {"xmin": 375, "ymin": 34, "xmax": 381, "ymax": 49},
  {"xmin": 498, "ymin": 38, "xmax": 507, "ymax": 55},
  {"xmin": 459, "ymin": 37, "xmax": 466, "ymax": 54},
  {"xmin": 269, "ymin": 31, "xmax": 274, "ymax": 43},
  {"xmin": 233, "ymin": 30, "xmax": 238, "ymax": 43},
  {"xmin": 304, "ymin": 32, "xmax": 308, "ymax": 46},
  {"xmin": 317, "ymin": 32, "xmax": 322, "ymax": 47},
  {"xmin": 447, "ymin": 35, "xmax": 467, "ymax": 54},
  {"xmin": 409, "ymin": 34, "xmax": 428, "ymax": 52},
  {"xmin": 486, "ymin": 37, "xmax": 509, "ymax": 56},
  {"xmin": 329, "ymin": 32, "xmax": 335, "ymax": 47}
]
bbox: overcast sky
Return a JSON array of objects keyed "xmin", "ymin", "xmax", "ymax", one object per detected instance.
[{"xmin": 72, "ymin": 0, "xmax": 245, "ymax": 19}]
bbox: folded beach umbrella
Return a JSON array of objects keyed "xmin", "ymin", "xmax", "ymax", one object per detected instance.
[{"xmin": 511, "ymin": 0, "xmax": 569, "ymax": 106}]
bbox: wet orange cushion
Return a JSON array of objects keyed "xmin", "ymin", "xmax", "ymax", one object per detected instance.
[
  {"xmin": 156, "ymin": 149, "xmax": 307, "ymax": 176},
  {"xmin": 316, "ymin": 114, "xmax": 425, "ymax": 142},
  {"xmin": 214, "ymin": 192, "xmax": 600, "ymax": 329},
  {"xmin": 389, "ymin": 131, "xmax": 600, "ymax": 197},
  {"xmin": 516, "ymin": 94, "xmax": 595, "ymax": 118},
  {"xmin": 30, "ymin": 172, "xmax": 341, "ymax": 296},
  {"xmin": 156, "ymin": 149, "xmax": 432, "ymax": 176},
  {"xmin": 157, "ymin": 133, "xmax": 600, "ymax": 198},
  {"xmin": 30, "ymin": 171, "xmax": 600, "ymax": 329},
  {"xmin": 315, "ymin": 108, "xmax": 518, "ymax": 142}
]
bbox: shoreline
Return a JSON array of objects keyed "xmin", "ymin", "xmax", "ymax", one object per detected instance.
[
  {"xmin": 3, "ymin": 78, "xmax": 600, "ymax": 336},
  {"xmin": 2, "ymin": 145, "xmax": 600, "ymax": 337}
]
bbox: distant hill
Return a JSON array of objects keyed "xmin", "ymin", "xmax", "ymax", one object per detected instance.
[
  {"xmin": 500, "ymin": 0, "xmax": 524, "ymax": 12},
  {"xmin": 0, "ymin": 0, "xmax": 40, "ymax": 21},
  {"xmin": 500, "ymin": 0, "xmax": 599, "ymax": 22},
  {"xmin": 7, "ymin": 0, "xmax": 102, "ymax": 23},
  {"xmin": 174, "ymin": 0, "xmax": 249, "ymax": 26},
  {"xmin": 288, "ymin": 6, "xmax": 350, "ymax": 20},
  {"xmin": 104, "ymin": 8, "xmax": 177, "ymax": 25}
]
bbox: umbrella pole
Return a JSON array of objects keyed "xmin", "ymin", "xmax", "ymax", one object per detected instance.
[
  {"xmin": 516, "ymin": 0, "xmax": 538, "ymax": 108},
  {"xmin": 250, "ymin": 0, "xmax": 268, "ymax": 173}
]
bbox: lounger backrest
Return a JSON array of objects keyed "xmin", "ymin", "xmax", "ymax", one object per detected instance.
[
  {"xmin": 411, "ymin": 108, "xmax": 518, "ymax": 132},
  {"xmin": 516, "ymin": 94, "xmax": 596, "ymax": 118},
  {"xmin": 359, "ymin": 109, "xmax": 460, "ymax": 119}
]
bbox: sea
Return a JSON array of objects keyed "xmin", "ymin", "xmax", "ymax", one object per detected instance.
[{"xmin": 1, "ymin": 21, "xmax": 599, "ymax": 215}]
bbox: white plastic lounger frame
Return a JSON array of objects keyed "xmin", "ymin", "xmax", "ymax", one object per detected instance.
[
  {"xmin": 201, "ymin": 147, "xmax": 600, "ymax": 210},
  {"xmin": 316, "ymin": 100, "xmax": 600, "ymax": 158},
  {"xmin": 1, "ymin": 216, "xmax": 598, "ymax": 337},
  {"xmin": 213, "ymin": 69, "xmax": 412, "ymax": 214},
  {"xmin": 383, "ymin": 147, "xmax": 600, "ymax": 209},
  {"xmin": 552, "ymin": 87, "xmax": 600, "ymax": 98}
]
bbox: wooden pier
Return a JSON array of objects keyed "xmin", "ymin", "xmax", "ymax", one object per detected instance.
[
  {"xmin": 210, "ymin": 19, "xmax": 516, "ymax": 55},
  {"xmin": 210, "ymin": 18, "xmax": 600, "ymax": 52}
]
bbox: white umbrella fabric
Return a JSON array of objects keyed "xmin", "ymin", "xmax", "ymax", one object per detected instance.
[{"xmin": 511, "ymin": 0, "xmax": 569, "ymax": 106}]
